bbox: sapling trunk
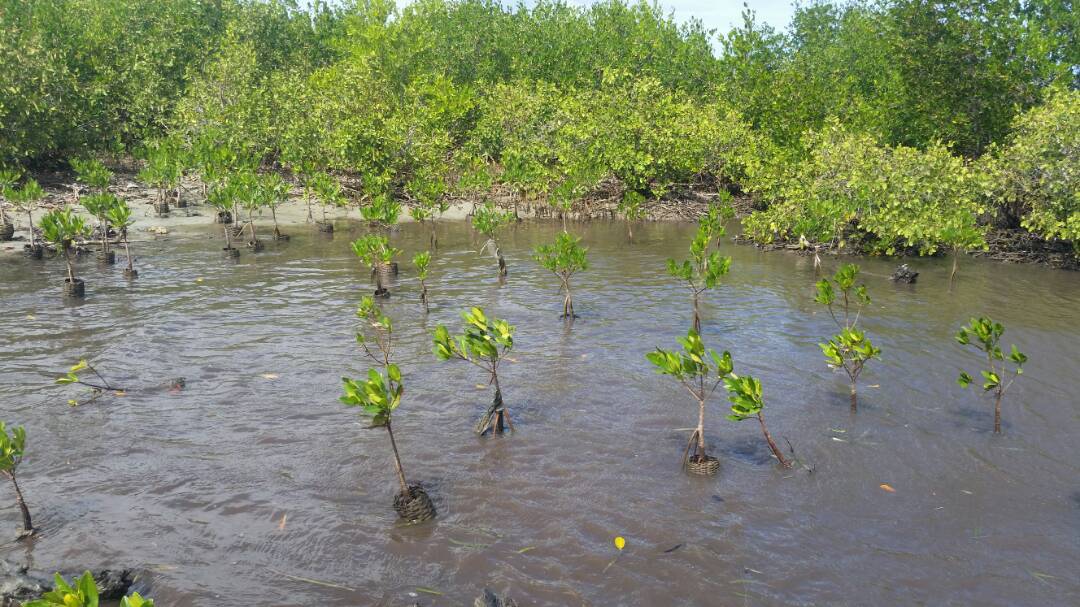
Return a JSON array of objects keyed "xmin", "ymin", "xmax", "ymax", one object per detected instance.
[
  {"xmin": 223, "ymin": 222, "xmax": 233, "ymax": 249},
  {"xmin": 849, "ymin": 382, "xmax": 857, "ymax": 413},
  {"xmin": 696, "ymin": 397, "xmax": 706, "ymax": 456},
  {"xmin": 994, "ymin": 389, "xmax": 1003, "ymax": 434},
  {"xmin": 384, "ymin": 421, "xmax": 410, "ymax": 495},
  {"xmin": 4, "ymin": 471, "xmax": 32, "ymax": 535},
  {"xmin": 419, "ymin": 279, "xmax": 429, "ymax": 313},
  {"xmin": 561, "ymin": 276, "xmax": 574, "ymax": 318},
  {"xmin": 123, "ymin": 230, "xmax": 133, "ymax": 272},
  {"xmin": 692, "ymin": 292, "xmax": 702, "ymax": 334},
  {"xmin": 757, "ymin": 412, "xmax": 791, "ymax": 468},
  {"xmin": 305, "ymin": 191, "xmax": 313, "ymax": 223},
  {"xmin": 271, "ymin": 205, "xmax": 281, "ymax": 238},
  {"xmin": 949, "ymin": 248, "xmax": 960, "ymax": 290},
  {"xmin": 496, "ymin": 244, "xmax": 507, "ymax": 277},
  {"xmin": 63, "ymin": 242, "xmax": 76, "ymax": 283},
  {"xmin": 26, "ymin": 210, "xmax": 35, "ymax": 247}
]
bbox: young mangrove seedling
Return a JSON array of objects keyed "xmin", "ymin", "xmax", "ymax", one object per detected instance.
[
  {"xmin": 667, "ymin": 206, "xmax": 732, "ymax": 332},
  {"xmin": 24, "ymin": 570, "xmax": 155, "ymax": 607},
  {"xmin": 407, "ymin": 173, "xmax": 449, "ymax": 248},
  {"xmin": 533, "ymin": 231, "xmax": 588, "ymax": 319},
  {"xmin": 413, "ymin": 250, "xmax": 432, "ymax": 313},
  {"xmin": 472, "ymin": 202, "xmax": 513, "ymax": 277},
  {"xmin": 362, "ymin": 192, "xmax": 403, "ymax": 230},
  {"xmin": 0, "ymin": 422, "xmax": 33, "ymax": 538},
  {"xmin": 956, "ymin": 317, "xmax": 1028, "ymax": 434},
  {"xmin": 433, "ymin": 307, "xmax": 516, "ymax": 435},
  {"xmin": 261, "ymin": 172, "xmax": 291, "ymax": 241},
  {"xmin": 341, "ymin": 297, "xmax": 436, "ymax": 522},
  {"xmin": 40, "ymin": 207, "xmax": 92, "ymax": 297},
  {"xmin": 207, "ymin": 180, "xmax": 241, "ymax": 256},
  {"xmin": 724, "ymin": 373, "xmax": 793, "ymax": 468},
  {"xmin": 138, "ymin": 141, "xmax": 182, "ymax": 216},
  {"xmin": 80, "ymin": 192, "xmax": 118, "ymax": 264},
  {"xmin": 351, "ymin": 234, "xmax": 401, "ymax": 297},
  {"xmin": 57, "ymin": 359, "xmax": 123, "ymax": 405},
  {"xmin": 7, "ymin": 179, "xmax": 45, "ymax": 255},
  {"xmin": 814, "ymin": 263, "xmax": 882, "ymax": 412},
  {"xmin": 646, "ymin": 329, "xmax": 733, "ymax": 475},
  {"xmin": 619, "ymin": 191, "xmax": 646, "ymax": 241},
  {"xmin": 306, "ymin": 171, "xmax": 346, "ymax": 231},
  {"xmin": 106, "ymin": 198, "xmax": 138, "ymax": 278}
]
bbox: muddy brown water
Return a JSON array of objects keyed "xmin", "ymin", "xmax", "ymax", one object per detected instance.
[{"xmin": 2, "ymin": 219, "xmax": 1079, "ymax": 606}]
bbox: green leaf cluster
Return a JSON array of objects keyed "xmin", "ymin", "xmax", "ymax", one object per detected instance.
[
  {"xmin": 340, "ymin": 365, "xmax": 403, "ymax": 428},
  {"xmin": 471, "ymin": 203, "xmax": 513, "ymax": 238},
  {"xmin": 0, "ymin": 421, "xmax": 26, "ymax": 474},
  {"xmin": 723, "ymin": 374, "xmax": 764, "ymax": 422},
  {"xmin": 350, "ymin": 234, "xmax": 401, "ymax": 267},
  {"xmin": 646, "ymin": 329, "xmax": 732, "ymax": 384},
  {"xmin": 433, "ymin": 307, "xmax": 514, "ymax": 364},
  {"xmin": 40, "ymin": 207, "xmax": 90, "ymax": 246},
  {"xmin": 956, "ymin": 317, "xmax": 1027, "ymax": 391},
  {"xmin": 533, "ymin": 231, "xmax": 588, "ymax": 276}
]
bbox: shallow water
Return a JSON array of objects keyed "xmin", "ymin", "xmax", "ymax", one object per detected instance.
[{"xmin": 1, "ymin": 219, "xmax": 1078, "ymax": 606}]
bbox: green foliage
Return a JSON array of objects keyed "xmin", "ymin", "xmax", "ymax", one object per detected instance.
[
  {"xmin": 534, "ymin": 231, "xmax": 588, "ymax": 276},
  {"xmin": 433, "ymin": 307, "xmax": 514, "ymax": 364},
  {"xmin": 81, "ymin": 193, "xmax": 118, "ymax": 223},
  {"xmin": 743, "ymin": 123, "xmax": 985, "ymax": 254},
  {"xmin": 956, "ymin": 317, "xmax": 1027, "ymax": 391},
  {"xmin": 723, "ymin": 374, "xmax": 763, "ymax": 422},
  {"xmin": 979, "ymin": 89, "xmax": 1079, "ymax": 244},
  {"xmin": 138, "ymin": 138, "xmax": 183, "ymax": 192},
  {"xmin": 667, "ymin": 206, "xmax": 732, "ymax": 289},
  {"xmin": 340, "ymin": 366, "xmax": 403, "ymax": 428},
  {"xmin": 815, "ymin": 264, "xmax": 881, "ymax": 408},
  {"xmin": 471, "ymin": 202, "xmax": 513, "ymax": 238},
  {"xmin": 71, "ymin": 158, "xmax": 112, "ymax": 191},
  {"xmin": 361, "ymin": 193, "xmax": 402, "ymax": 227},
  {"xmin": 413, "ymin": 250, "xmax": 431, "ymax": 280},
  {"xmin": 5, "ymin": 179, "xmax": 45, "ymax": 211},
  {"xmin": 646, "ymin": 329, "xmax": 733, "ymax": 384},
  {"xmin": 350, "ymin": 234, "xmax": 400, "ymax": 267},
  {"xmin": 105, "ymin": 199, "xmax": 133, "ymax": 230},
  {"xmin": 0, "ymin": 421, "xmax": 26, "ymax": 475},
  {"xmin": 24, "ymin": 571, "xmax": 98, "ymax": 607},
  {"xmin": 40, "ymin": 207, "xmax": 90, "ymax": 246}
]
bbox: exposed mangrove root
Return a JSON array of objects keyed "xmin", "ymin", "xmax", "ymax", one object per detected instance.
[{"xmin": 475, "ymin": 388, "xmax": 514, "ymax": 435}]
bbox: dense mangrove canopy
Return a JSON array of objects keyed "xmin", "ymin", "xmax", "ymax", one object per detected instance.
[{"xmin": 1, "ymin": 0, "xmax": 1077, "ymax": 250}]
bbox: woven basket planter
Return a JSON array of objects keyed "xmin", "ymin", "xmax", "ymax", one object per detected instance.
[
  {"xmin": 394, "ymin": 485, "xmax": 437, "ymax": 523},
  {"xmin": 685, "ymin": 455, "xmax": 720, "ymax": 476}
]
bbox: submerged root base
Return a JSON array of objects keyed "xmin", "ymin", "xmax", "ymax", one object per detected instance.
[{"xmin": 393, "ymin": 485, "xmax": 437, "ymax": 522}]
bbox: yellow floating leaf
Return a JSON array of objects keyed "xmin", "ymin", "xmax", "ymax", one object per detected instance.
[
  {"xmin": 278, "ymin": 513, "xmax": 287, "ymax": 531},
  {"xmin": 879, "ymin": 484, "xmax": 896, "ymax": 493},
  {"xmin": 475, "ymin": 384, "xmax": 487, "ymax": 389},
  {"xmin": 261, "ymin": 373, "xmax": 279, "ymax": 380},
  {"xmin": 195, "ymin": 277, "xmax": 204, "ymax": 283},
  {"xmin": 114, "ymin": 391, "xmax": 126, "ymax": 397},
  {"xmin": 614, "ymin": 536, "xmax": 626, "ymax": 550},
  {"xmin": 26, "ymin": 315, "xmax": 34, "ymax": 320}
]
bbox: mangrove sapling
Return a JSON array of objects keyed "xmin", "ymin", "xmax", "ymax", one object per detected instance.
[
  {"xmin": 0, "ymin": 168, "xmax": 20, "ymax": 240},
  {"xmin": 667, "ymin": 210, "xmax": 732, "ymax": 332},
  {"xmin": 362, "ymin": 192, "xmax": 403, "ymax": 230},
  {"xmin": 308, "ymin": 172, "xmax": 345, "ymax": 232},
  {"xmin": 0, "ymin": 422, "xmax": 33, "ymax": 538},
  {"xmin": 106, "ymin": 199, "xmax": 137, "ymax": 278},
  {"xmin": 341, "ymin": 298, "xmax": 437, "ymax": 522},
  {"xmin": 24, "ymin": 570, "xmax": 156, "ymax": 606},
  {"xmin": 433, "ymin": 307, "xmax": 517, "ymax": 435},
  {"xmin": 80, "ymin": 192, "xmax": 119, "ymax": 264},
  {"xmin": 351, "ymin": 234, "xmax": 402, "ymax": 297},
  {"xmin": 533, "ymin": 231, "xmax": 588, "ymax": 318},
  {"xmin": 814, "ymin": 264, "xmax": 882, "ymax": 413},
  {"xmin": 207, "ymin": 182, "xmax": 240, "ymax": 257},
  {"xmin": 138, "ymin": 142, "xmax": 182, "ymax": 216},
  {"xmin": 407, "ymin": 174, "xmax": 450, "ymax": 248},
  {"xmin": 956, "ymin": 317, "xmax": 1028, "ymax": 434},
  {"xmin": 57, "ymin": 359, "xmax": 123, "ymax": 405},
  {"xmin": 723, "ymin": 374, "xmax": 793, "ymax": 468},
  {"xmin": 7, "ymin": 179, "xmax": 45, "ymax": 257},
  {"xmin": 619, "ymin": 191, "xmax": 646, "ymax": 242},
  {"xmin": 646, "ymin": 329, "xmax": 733, "ymax": 475},
  {"xmin": 40, "ymin": 208, "xmax": 92, "ymax": 298},
  {"xmin": 261, "ymin": 173, "xmax": 291, "ymax": 241},
  {"xmin": 472, "ymin": 202, "xmax": 514, "ymax": 277},
  {"xmin": 413, "ymin": 251, "xmax": 432, "ymax": 312}
]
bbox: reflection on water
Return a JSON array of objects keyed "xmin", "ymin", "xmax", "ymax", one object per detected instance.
[{"xmin": 1, "ymin": 219, "xmax": 1079, "ymax": 605}]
